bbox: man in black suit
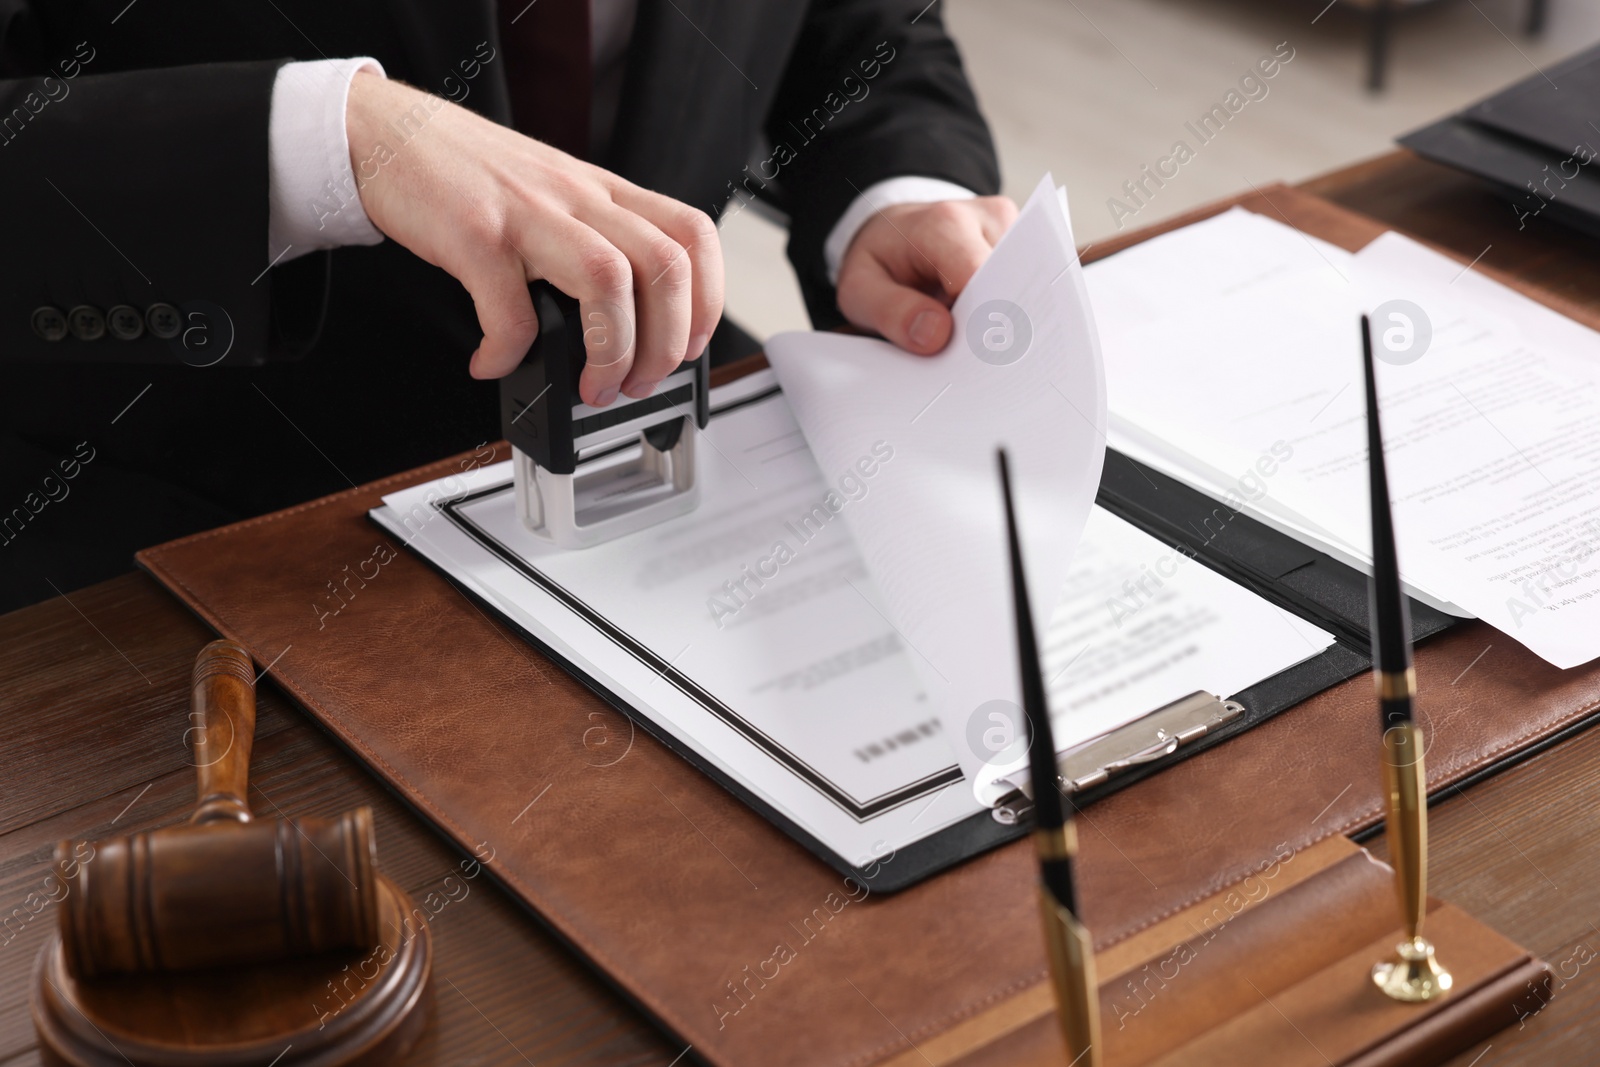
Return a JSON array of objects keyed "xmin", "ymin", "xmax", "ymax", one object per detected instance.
[{"xmin": 0, "ymin": 0, "xmax": 1009, "ymax": 609}]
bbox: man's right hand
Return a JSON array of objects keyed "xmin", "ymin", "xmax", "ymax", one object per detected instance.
[{"xmin": 345, "ymin": 71, "xmax": 723, "ymax": 407}]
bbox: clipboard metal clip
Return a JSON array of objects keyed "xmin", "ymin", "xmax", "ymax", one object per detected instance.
[{"xmin": 991, "ymin": 691, "xmax": 1245, "ymax": 825}]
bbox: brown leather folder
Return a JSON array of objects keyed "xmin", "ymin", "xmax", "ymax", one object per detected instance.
[{"xmin": 137, "ymin": 185, "xmax": 1600, "ymax": 1067}]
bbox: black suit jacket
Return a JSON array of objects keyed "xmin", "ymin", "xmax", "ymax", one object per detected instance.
[{"xmin": 0, "ymin": 0, "xmax": 997, "ymax": 603}]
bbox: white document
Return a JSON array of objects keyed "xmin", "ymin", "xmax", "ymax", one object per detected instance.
[
  {"xmin": 377, "ymin": 373, "xmax": 976, "ymax": 870},
  {"xmin": 1346, "ymin": 235, "xmax": 1600, "ymax": 667},
  {"xmin": 1086, "ymin": 210, "xmax": 1453, "ymax": 604},
  {"xmin": 373, "ymin": 373, "xmax": 1332, "ymax": 864},
  {"xmin": 1015, "ymin": 506, "xmax": 1333, "ymax": 799},
  {"xmin": 1085, "ymin": 207, "xmax": 1600, "ymax": 668},
  {"xmin": 766, "ymin": 176, "xmax": 1109, "ymax": 795}
]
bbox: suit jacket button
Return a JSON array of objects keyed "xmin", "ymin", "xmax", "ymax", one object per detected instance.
[
  {"xmin": 146, "ymin": 302, "xmax": 181, "ymax": 340},
  {"xmin": 31, "ymin": 306, "xmax": 68, "ymax": 342},
  {"xmin": 107, "ymin": 304, "xmax": 145, "ymax": 341},
  {"xmin": 68, "ymin": 305, "xmax": 106, "ymax": 341}
]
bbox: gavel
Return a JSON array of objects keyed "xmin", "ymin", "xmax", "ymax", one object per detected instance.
[{"xmin": 55, "ymin": 640, "xmax": 381, "ymax": 979}]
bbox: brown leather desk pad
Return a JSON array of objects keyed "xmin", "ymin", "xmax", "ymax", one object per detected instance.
[{"xmin": 137, "ymin": 185, "xmax": 1600, "ymax": 1067}]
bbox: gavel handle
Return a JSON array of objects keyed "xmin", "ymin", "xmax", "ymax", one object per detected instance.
[{"xmin": 190, "ymin": 640, "xmax": 257, "ymax": 824}]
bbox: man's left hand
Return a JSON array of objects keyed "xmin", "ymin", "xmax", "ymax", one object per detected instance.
[{"xmin": 835, "ymin": 196, "xmax": 1019, "ymax": 355}]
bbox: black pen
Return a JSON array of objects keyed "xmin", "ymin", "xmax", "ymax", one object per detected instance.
[
  {"xmin": 1363, "ymin": 314, "xmax": 1414, "ymax": 729},
  {"xmin": 1362, "ymin": 316, "xmax": 1451, "ymax": 1003},
  {"xmin": 999, "ymin": 449, "xmax": 1100, "ymax": 1063}
]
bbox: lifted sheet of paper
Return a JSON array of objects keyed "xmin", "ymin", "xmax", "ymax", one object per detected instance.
[{"xmin": 766, "ymin": 176, "xmax": 1108, "ymax": 799}]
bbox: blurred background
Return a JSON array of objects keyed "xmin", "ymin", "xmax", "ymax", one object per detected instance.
[{"xmin": 723, "ymin": 0, "xmax": 1600, "ymax": 338}]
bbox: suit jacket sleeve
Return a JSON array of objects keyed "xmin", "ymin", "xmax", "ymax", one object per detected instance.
[
  {"xmin": 766, "ymin": 0, "xmax": 1001, "ymax": 328},
  {"xmin": 0, "ymin": 39, "xmax": 326, "ymax": 365}
]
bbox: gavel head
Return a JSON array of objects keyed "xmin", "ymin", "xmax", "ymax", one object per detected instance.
[
  {"xmin": 52, "ymin": 639, "xmax": 382, "ymax": 980},
  {"xmin": 55, "ymin": 809, "xmax": 381, "ymax": 980}
]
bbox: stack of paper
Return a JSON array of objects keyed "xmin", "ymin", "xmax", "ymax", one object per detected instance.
[{"xmin": 1087, "ymin": 207, "xmax": 1600, "ymax": 669}]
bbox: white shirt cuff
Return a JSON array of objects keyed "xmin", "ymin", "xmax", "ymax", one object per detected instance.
[
  {"xmin": 822, "ymin": 177, "xmax": 978, "ymax": 285},
  {"xmin": 267, "ymin": 57, "xmax": 388, "ymax": 265}
]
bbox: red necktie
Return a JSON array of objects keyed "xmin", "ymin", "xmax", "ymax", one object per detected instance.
[{"xmin": 498, "ymin": 0, "xmax": 593, "ymax": 160}]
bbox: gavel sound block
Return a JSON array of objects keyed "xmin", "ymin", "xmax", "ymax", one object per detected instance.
[{"xmin": 31, "ymin": 641, "xmax": 434, "ymax": 1067}]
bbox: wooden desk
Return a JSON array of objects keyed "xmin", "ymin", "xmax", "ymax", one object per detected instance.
[{"xmin": 1, "ymin": 151, "xmax": 1594, "ymax": 1066}]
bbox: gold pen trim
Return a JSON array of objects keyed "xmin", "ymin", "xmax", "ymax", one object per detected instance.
[
  {"xmin": 1379, "ymin": 722, "xmax": 1427, "ymax": 938},
  {"xmin": 1038, "ymin": 889, "xmax": 1101, "ymax": 1065},
  {"xmin": 1033, "ymin": 823, "xmax": 1078, "ymax": 862},
  {"xmin": 1373, "ymin": 720, "xmax": 1452, "ymax": 1002},
  {"xmin": 1375, "ymin": 667, "xmax": 1416, "ymax": 701}
]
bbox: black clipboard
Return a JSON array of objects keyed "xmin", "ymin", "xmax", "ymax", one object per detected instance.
[{"xmin": 380, "ymin": 422, "xmax": 1460, "ymax": 893}]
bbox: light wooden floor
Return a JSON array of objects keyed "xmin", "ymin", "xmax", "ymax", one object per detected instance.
[{"xmin": 721, "ymin": 0, "xmax": 1594, "ymax": 339}]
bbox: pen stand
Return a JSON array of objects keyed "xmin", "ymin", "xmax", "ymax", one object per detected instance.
[{"xmin": 923, "ymin": 836, "xmax": 1546, "ymax": 1067}]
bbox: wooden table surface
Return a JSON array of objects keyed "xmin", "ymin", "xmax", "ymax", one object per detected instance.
[{"xmin": 2, "ymin": 151, "xmax": 1596, "ymax": 1067}]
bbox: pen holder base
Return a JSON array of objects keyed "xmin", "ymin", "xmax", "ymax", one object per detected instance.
[
  {"xmin": 910, "ymin": 837, "xmax": 1546, "ymax": 1067},
  {"xmin": 1372, "ymin": 936, "xmax": 1453, "ymax": 1003}
]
